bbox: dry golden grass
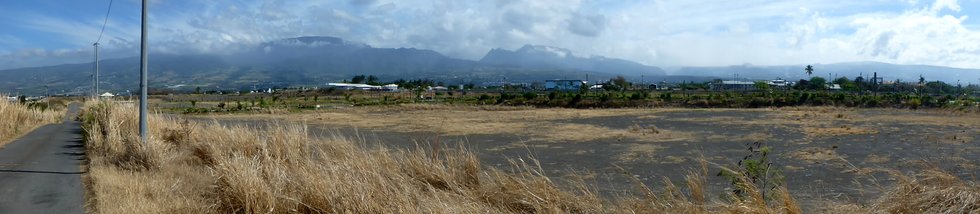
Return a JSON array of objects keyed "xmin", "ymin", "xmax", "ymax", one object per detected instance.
[
  {"xmin": 873, "ymin": 169, "xmax": 980, "ymax": 213},
  {"xmin": 83, "ymin": 101, "xmax": 816, "ymax": 213},
  {"xmin": 84, "ymin": 102, "xmax": 980, "ymax": 213},
  {"xmin": 615, "ymin": 143, "xmax": 673, "ymax": 164},
  {"xmin": 202, "ymin": 105, "xmax": 695, "ymax": 143},
  {"xmin": 200, "ymin": 105, "xmax": 980, "ymax": 148},
  {"xmin": 788, "ymin": 147, "xmax": 842, "ymax": 164},
  {"xmin": 801, "ymin": 126, "xmax": 878, "ymax": 138},
  {"xmin": 864, "ymin": 154, "xmax": 891, "ymax": 164},
  {"xmin": 0, "ymin": 98, "xmax": 64, "ymax": 147}
]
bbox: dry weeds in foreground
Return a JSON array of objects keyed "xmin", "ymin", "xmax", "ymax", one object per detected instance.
[
  {"xmin": 81, "ymin": 101, "xmax": 979, "ymax": 213},
  {"xmin": 0, "ymin": 98, "xmax": 63, "ymax": 147},
  {"xmin": 81, "ymin": 101, "xmax": 810, "ymax": 213},
  {"xmin": 873, "ymin": 169, "xmax": 980, "ymax": 213}
]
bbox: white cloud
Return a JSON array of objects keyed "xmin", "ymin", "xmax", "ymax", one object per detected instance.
[
  {"xmin": 845, "ymin": 2, "xmax": 980, "ymax": 68},
  {"xmin": 2, "ymin": 0, "xmax": 980, "ymax": 70},
  {"xmin": 567, "ymin": 12, "xmax": 607, "ymax": 37}
]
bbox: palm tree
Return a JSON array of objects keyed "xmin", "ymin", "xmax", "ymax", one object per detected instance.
[
  {"xmin": 804, "ymin": 65, "xmax": 814, "ymax": 77},
  {"xmin": 918, "ymin": 75, "xmax": 925, "ymax": 94}
]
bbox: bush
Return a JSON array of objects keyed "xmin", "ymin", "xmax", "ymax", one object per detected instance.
[
  {"xmin": 659, "ymin": 93, "xmax": 672, "ymax": 102},
  {"xmin": 909, "ymin": 98, "xmax": 922, "ymax": 109},
  {"xmin": 629, "ymin": 92, "xmax": 648, "ymax": 100},
  {"xmin": 478, "ymin": 94, "xmax": 492, "ymax": 102},
  {"xmin": 718, "ymin": 142, "xmax": 784, "ymax": 203},
  {"xmin": 522, "ymin": 92, "xmax": 538, "ymax": 100},
  {"xmin": 548, "ymin": 91, "xmax": 560, "ymax": 100}
]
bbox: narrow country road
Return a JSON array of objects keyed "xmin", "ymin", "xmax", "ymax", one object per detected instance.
[{"xmin": 0, "ymin": 103, "xmax": 84, "ymax": 213}]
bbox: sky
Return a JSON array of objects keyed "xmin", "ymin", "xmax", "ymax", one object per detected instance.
[{"xmin": 1, "ymin": 0, "xmax": 980, "ymax": 70}]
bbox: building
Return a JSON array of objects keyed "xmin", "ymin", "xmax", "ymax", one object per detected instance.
[
  {"xmin": 710, "ymin": 80, "xmax": 756, "ymax": 91},
  {"xmin": 768, "ymin": 79, "xmax": 789, "ymax": 87},
  {"xmin": 648, "ymin": 83, "xmax": 671, "ymax": 90},
  {"xmin": 828, "ymin": 84, "xmax": 842, "ymax": 90},
  {"xmin": 326, "ymin": 83, "xmax": 400, "ymax": 91},
  {"xmin": 382, "ymin": 84, "xmax": 399, "ymax": 92},
  {"xmin": 544, "ymin": 80, "xmax": 586, "ymax": 91}
]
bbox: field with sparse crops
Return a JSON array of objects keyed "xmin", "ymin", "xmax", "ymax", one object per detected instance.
[
  {"xmin": 191, "ymin": 105, "xmax": 980, "ymax": 212},
  {"xmin": 79, "ymin": 99, "xmax": 980, "ymax": 213}
]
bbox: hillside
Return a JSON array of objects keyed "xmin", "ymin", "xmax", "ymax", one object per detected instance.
[
  {"xmin": 0, "ymin": 37, "xmax": 675, "ymax": 95},
  {"xmin": 2, "ymin": 36, "xmax": 977, "ymax": 95}
]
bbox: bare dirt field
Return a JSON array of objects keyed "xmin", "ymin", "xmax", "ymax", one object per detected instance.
[{"xmin": 189, "ymin": 105, "xmax": 980, "ymax": 212}]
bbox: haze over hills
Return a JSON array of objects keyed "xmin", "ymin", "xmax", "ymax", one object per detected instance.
[
  {"xmin": 480, "ymin": 45, "xmax": 666, "ymax": 77},
  {"xmin": 670, "ymin": 62, "xmax": 980, "ymax": 84},
  {"xmin": 0, "ymin": 36, "xmax": 669, "ymax": 95},
  {"xmin": 0, "ymin": 36, "xmax": 978, "ymax": 95}
]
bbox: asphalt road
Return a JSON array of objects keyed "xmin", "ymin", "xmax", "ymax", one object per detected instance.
[{"xmin": 0, "ymin": 103, "xmax": 84, "ymax": 213}]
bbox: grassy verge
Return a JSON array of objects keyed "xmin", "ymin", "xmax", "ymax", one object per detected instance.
[
  {"xmin": 154, "ymin": 89, "xmax": 980, "ymax": 115},
  {"xmin": 80, "ymin": 101, "xmax": 978, "ymax": 213},
  {"xmin": 0, "ymin": 98, "xmax": 65, "ymax": 147}
]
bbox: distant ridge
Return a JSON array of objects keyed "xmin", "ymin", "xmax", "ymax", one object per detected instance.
[
  {"xmin": 480, "ymin": 44, "xmax": 667, "ymax": 77},
  {"xmin": 1, "ymin": 36, "xmax": 977, "ymax": 95}
]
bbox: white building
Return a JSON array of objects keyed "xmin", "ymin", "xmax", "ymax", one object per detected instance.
[
  {"xmin": 768, "ymin": 79, "xmax": 789, "ymax": 87},
  {"xmin": 828, "ymin": 84, "xmax": 842, "ymax": 90},
  {"xmin": 711, "ymin": 80, "xmax": 756, "ymax": 91},
  {"xmin": 327, "ymin": 83, "xmax": 399, "ymax": 91},
  {"xmin": 382, "ymin": 84, "xmax": 400, "ymax": 92}
]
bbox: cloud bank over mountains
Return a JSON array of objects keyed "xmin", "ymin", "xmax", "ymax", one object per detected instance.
[{"xmin": 1, "ymin": 0, "xmax": 980, "ymax": 70}]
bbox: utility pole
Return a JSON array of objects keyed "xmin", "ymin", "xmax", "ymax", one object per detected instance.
[
  {"xmin": 138, "ymin": 0, "xmax": 149, "ymax": 146},
  {"xmin": 94, "ymin": 42, "xmax": 100, "ymax": 98}
]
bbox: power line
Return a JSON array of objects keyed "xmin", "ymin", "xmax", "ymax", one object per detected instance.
[
  {"xmin": 93, "ymin": 0, "xmax": 113, "ymax": 98},
  {"xmin": 95, "ymin": 0, "xmax": 114, "ymax": 44}
]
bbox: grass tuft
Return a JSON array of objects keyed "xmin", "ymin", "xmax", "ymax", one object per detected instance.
[{"xmin": 0, "ymin": 97, "xmax": 64, "ymax": 147}]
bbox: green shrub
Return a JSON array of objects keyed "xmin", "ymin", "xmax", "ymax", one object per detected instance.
[
  {"xmin": 718, "ymin": 142, "xmax": 784, "ymax": 203},
  {"xmin": 909, "ymin": 98, "xmax": 922, "ymax": 109},
  {"xmin": 522, "ymin": 92, "xmax": 538, "ymax": 100}
]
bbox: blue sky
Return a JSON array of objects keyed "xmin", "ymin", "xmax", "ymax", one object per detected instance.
[{"xmin": 1, "ymin": 0, "xmax": 980, "ymax": 70}]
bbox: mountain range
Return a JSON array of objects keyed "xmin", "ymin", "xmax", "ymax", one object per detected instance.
[{"xmin": 1, "ymin": 36, "xmax": 978, "ymax": 95}]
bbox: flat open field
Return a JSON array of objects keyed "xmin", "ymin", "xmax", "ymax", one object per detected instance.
[{"xmin": 188, "ymin": 106, "xmax": 979, "ymax": 212}]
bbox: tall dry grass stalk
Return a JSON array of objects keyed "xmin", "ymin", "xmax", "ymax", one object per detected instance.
[
  {"xmin": 0, "ymin": 97, "xmax": 64, "ymax": 146},
  {"xmin": 82, "ymin": 100, "xmax": 606, "ymax": 213},
  {"xmin": 81, "ymin": 100, "xmax": 978, "ymax": 213},
  {"xmin": 872, "ymin": 169, "xmax": 980, "ymax": 213}
]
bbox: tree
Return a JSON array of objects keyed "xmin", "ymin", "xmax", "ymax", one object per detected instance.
[
  {"xmin": 917, "ymin": 75, "xmax": 926, "ymax": 94},
  {"xmin": 808, "ymin": 77, "xmax": 827, "ymax": 90},
  {"xmin": 351, "ymin": 75, "xmax": 366, "ymax": 83},
  {"xmin": 606, "ymin": 76, "xmax": 631, "ymax": 92},
  {"xmin": 366, "ymin": 75, "xmax": 380, "ymax": 85},
  {"xmin": 804, "ymin": 65, "xmax": 814, "ymax": 77},
  {"xmin": 754, "ymin": 81, "xmax": 771, "ymax": 91},
  {"xmin": 834, "ymin": 77, "xmax": 856, "ymax": 91}
]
